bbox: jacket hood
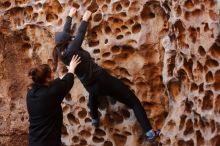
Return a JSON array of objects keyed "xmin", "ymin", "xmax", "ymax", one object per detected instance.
[{"xmin": 55, "ymin": 31, "xmax": 71, "ymax": 44}]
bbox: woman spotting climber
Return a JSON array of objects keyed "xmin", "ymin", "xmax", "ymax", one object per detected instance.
[
  {"xmin": 53, "ymin": 8, "xmax": 160, "ymax": 143},
  {"xmin": 26, "ymin": 55, "xmax": 81, "ymax": 146}
]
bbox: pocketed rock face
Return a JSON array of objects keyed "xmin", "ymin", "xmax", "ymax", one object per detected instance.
[
  {"xmin": 160, "ymin": 0, "xmax": 220, "ymax": 146},
  {"xmin": 0, "ymin": 0, "xmax": 219, "ymax": 146}
]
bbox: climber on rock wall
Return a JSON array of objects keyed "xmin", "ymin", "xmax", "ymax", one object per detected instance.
[
  {"xmin": 53, "ymin": 7, "xmax": 160, "ymax": 143},
  {"xmin": 26, "ymin": 55, "xmax": 81, "ymax": 146}
]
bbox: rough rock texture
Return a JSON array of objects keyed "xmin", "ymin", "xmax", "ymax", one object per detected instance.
[{"xmin": 0, "ymin": 0, "xmax": 219, "ymax": 146}]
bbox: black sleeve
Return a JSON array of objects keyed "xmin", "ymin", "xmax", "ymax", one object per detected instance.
[
  {"xmin": 48, "ymin": 73, "xmax": 74, "ymax": 103},
  {"xmin": 71, "ymin": 20, "xmax": 88, "ymax": 48},
  {"xmin": 63, "ymin": 16, "xmax": 73, "ymax": 33},
  {"xmin": 62, "ymin": 21, "xmax": 88, "ymax": 64},
  {"xmin": 66, "ymin": 21, "xmax": 88, "ymax": 54}
]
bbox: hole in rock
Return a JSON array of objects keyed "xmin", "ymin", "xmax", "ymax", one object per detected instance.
[
  {"xmin": 199, "ymin": 83, "xmax": 204, "ymax": 93},
  {"xmin": 210, "ymin": 119, "xmax": 215, "ymax": 132},
  {"xmin": 102, "ymin": 52, "xmax": 111, "ymax": 58},
  {"xmin": 104, "ymin": 141, "xmax": 113, "ymax": 146},
  {"xmin": 125, "ymin": 31, "xmax": 131, "ymax": 35},
  {"xmin": 196, "ymin": 130, "xmax": 205, "ymax": 145},
  {"xmin": 176, "ymin": 6, "xmax": 182, "ymax": 16},
  {"xmin": 113, "ymin": 133, "xmax": 127, "ymax": 146},
  {"xmin": 121, "ymin": 25, "xmax": 128, "ymax": 30},
  {"xmin": 202, "ymin": 90, "xmax": 213, "ymax": 110},
  {"xmin": 105, "ymin": 39, "xmax": 108, "ymax": 44},
  {"xmin": 65, "ymin": 93, "xmax": 72, "ymax": 102},
  {"xmin": 79, "ymin": 139, "xmax": 87, "ymax": 145},
  {"xmin": 116, "ymin": 35, "xmax": 123, "ymax": 40},
  {"xmin": 105, "ymin": 26, "xmax": 112, "ymax": 34},
  {"xmin": 184, "ymin": 98, "xmax": 193, "ymax": 113},
  {"xmin": 72, "ymin": 136, "xmax": 79, "ymax": 143},
  {"xmin": 209, "ymin": 43, "xmax": 220, "ymax": 59},
  {"xmin": 132, "ymin": 23, "xmax": 141, "ymax": 33},
  {"xmin": 111, "ymin": 111, "xmax": 123, "ymax": 124},
  {"xmin": 87, "ymin": 0, "xmax": 99, "ymax": 13},
  {"xmin": 78, "ymin": 108, "xmax": 87, "ymax": 119},
  {"xmin": 198, "ymin": 46, "xmax": 206, "ymax": 56},
  {"xmin": 121, "ymin": 0, "xmax": 130, "ymax": 7},
  {"xmin": 79, "ymin": 96, "xmax": 85, "ymax": 103},
  {"xmin": 93, "ymin": 49, "xmax": 100, "ymax": 54},
  {"xmin": 88, "ymin": 40, "xmax": 99, "ymax": 47},
  {"xmin": 214, "ymin": 95, "xmax": 220, "ymax": 114},
  {"xmin": 95, "ymin": 128, "xmax": 106, "ymax": 136},
  {"xmin": 21, "ymin": 43, "xmax": 31, "ymax": 52},
  {"xmin": 178, "ymin": 139, "xmax": 194, "ymax": 146},
  {"xmin": 46, "ymin": 13, "xmax": 58, "ymax": 22},
  {"xmin": 179, "ymin": 115, "xmax": 187, "ymax": 130},
  {"xmin": 189, "ymin": 27, "xmax": 197, "ymax": 43},
  {"xmin": 80, "ymin": 130, "xmax": 91, "ymax": 137},
  {"xmin": 69, "ymin": 1, "xmax": 80, "ymax": 8},
  {"xmin": 116, "ymin": 3, "xmax": 122, "ymax": 11},
  {"xmin": 206, "ymin": 71, "xmax": 214, "ymax": 83},
  {"xmin": 111, "ymin": 46, "xmax": 120, "ymax": 53},
  {"xmin": 184, "ymin": 0, "xmax": 194, "ymax": 9},
  {"xmin": 88, "ymin": 31, "xmax": 98, "ymax": 40},
  {"xmin": 1, "ymin": 1, "xmax": 11, "ymax": 8},
  {"xmin": 141, "ymin": 2, "xmax": 159, "ymax": 21},
  {"xmin": 183, "ymin": 119, "xmax": 194, "ymax": 135},
  {"xmin": 85, "ymin": 117, "xmax": 91, "ymax": 123},
  {"xmin": 102, "ymin": 4, "xmax": 108, "ymax": 12},
  {"xmin": 63, "ymin": 105, "xmax": 69, "ymax": 113},
  {"xmin": 121, "ymin": 45, "xmax": 135, "ymax": 54},
  {"xmin": 127, "ymin": 19, "xmax": 134, "ymax": 25},
  {"xmin": 112, "ymin": 2, "xmax": 123, "ymax": 12},
  {"xmin": 92, "ymin": 136, "xmax": 104, "ymax": 143},
  {"xmin": 93, "ymin": 13, "xmax": 102, "ymax": 22},
  {"xmin": 102, "ymin": 60, "xmax": 116, "ymax": 69},
  {"xmin": 61, "ymin": 124, "xmax": 68, "ymax": 135},
  {"xmin": 205, "ymin": 58, "xmax": 219, "ymax": 68},
  {"xmin": 119, "ymin": 12, "xmax": 127, "ymax": 17},
  {"xmin": 115, "ymin": 28, "xmax": 121, "ymax": 34},
  {"xmin": 67, "ymin": 113, "xmax": 80, "ymax": 125},
  {"xmin": 190, "ymin": 83, "xmax": 198, "ymax": 91}
]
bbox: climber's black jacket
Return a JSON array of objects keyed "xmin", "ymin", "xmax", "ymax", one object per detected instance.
[
  {"xmin": 55, "ymin": 16, "xmax": 102, "ymax": 86},
  {"xmin": 26, "ymin": 73, "xmax": 74, "ymax": 146}
]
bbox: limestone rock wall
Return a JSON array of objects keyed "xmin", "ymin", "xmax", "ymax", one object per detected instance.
[
  {"xmin": 160, "ymin": 0, "xmax": 220, "ymax": 146},
  {"xmin": 0, "ymin": 0, "xmax": 219, "ymax": 146}
]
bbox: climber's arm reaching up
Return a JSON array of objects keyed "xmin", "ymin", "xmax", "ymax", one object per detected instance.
[{"xmin": 63, "ymin": 8, "xmax": 77, "ymax": 33}]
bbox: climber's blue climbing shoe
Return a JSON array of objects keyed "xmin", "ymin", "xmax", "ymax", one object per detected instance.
[
  {"xmin": 91, "ymin": 118, "xmax": 99, "ymax": 128},
  {"xmin": 145, "ymin": 129, "xmax": 161, "ymax": 143}
]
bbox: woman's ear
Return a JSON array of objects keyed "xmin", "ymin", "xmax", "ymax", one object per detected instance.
[
  {"xmin": 52, "ymin": 47, "xmax": 59, "ymax": 72},
  {"xmin": 47, "ymin": 58, "xmax": 57, "ymax": 72},
  {"xmin": 47, "ymin": 59, "xmax": 53, "ymax": 68}
]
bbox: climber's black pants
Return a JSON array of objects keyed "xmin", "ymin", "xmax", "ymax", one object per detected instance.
[{"xmin": 84, "ymin": 70, "xmax": 152, "ymax": 132}]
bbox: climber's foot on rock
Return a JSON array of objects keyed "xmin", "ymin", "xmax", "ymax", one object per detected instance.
[
  {"xmin": 91, "ymin": 118, "xmax": 99, "ymax": 128},
  {"xmin": 145, "ymin": 129, "xmax": 160, "ymax": 143}
]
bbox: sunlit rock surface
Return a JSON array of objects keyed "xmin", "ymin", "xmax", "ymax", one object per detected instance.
[{"xmin": 0, "ymin": 0, "xmax": 219, "ymax": 146}]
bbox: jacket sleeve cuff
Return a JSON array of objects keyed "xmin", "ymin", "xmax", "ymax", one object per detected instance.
[
  {"xmin": 67, "ymin": 16, "xmax": 73, "ymax": 20},
  {"xmin": 63, "ymin": 73, "xmax": 75, "ymax": 81}
]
